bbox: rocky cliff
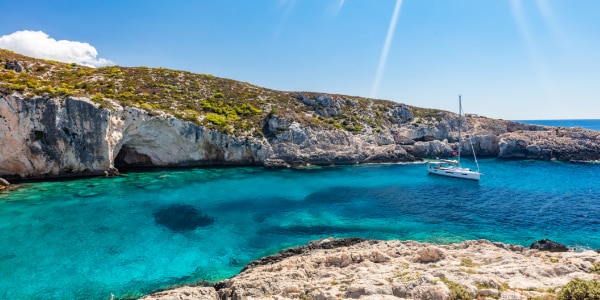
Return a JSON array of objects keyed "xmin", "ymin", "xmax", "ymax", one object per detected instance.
[
  {"xmin": 2, "ymin": 92, "xmax": 599, "ymax": 180},
  {"xmin": 0, "ymin": 93, "xmax": 272, "ymax": 179},
  {"xmin": 142, "ymin": 238, "xmax": 600, "ymax": 300},
  {"xmin": 1, "ymin": 49, "xmax": 600, "ymax": 179}
]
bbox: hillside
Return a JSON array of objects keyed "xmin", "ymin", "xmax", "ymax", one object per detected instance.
[
  {"xmin": 1, "ymin": 49, "xmax": 600, "ymax": 179},
  {"xmin": 0, "ymin": 48, "xmax": 432, "ymax": 136}
]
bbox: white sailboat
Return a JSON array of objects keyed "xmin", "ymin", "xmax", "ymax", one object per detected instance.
[{"xmin": 427, "ymin": 95, "xmax": 482, "ymax": 181}]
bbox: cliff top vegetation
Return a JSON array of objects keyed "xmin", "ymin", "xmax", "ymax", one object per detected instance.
[{"xmin": 0, "ymin": 48, "xmax": 448, "ymax": 136}]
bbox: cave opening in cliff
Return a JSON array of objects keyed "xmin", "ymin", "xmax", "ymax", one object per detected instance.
[{"xmin": 114, "ymin": 145, "xmax": 154, "ymax": 170}]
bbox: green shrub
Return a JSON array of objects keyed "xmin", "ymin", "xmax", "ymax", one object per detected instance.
[
  {"xmin": 558, "ymin": 279, "xmax": 600, "ymax": 300},
  {"xmin": 141, "ymin": 103, "xmax": 153, "ymax": 111},
  {"xmin": 74, "ymin": 82, "xmax": 88, "ymax": 89},
  {"xmin": 345, "ymin": 124, "xmax": 362, "ymax": 133},
  {"xmin": 441, "ymin": 278, "xmax": 472, "ymax": 300},
  {"xmin": 213, "ymin": 91, "xmax": 224, "ymax": 98},
  {"xmin": 8, "ymin": 83, "xmax": 26, "ymax": 91},
  {"xmin": 36, "ymin": 85, "xmax": 56, "ymax": 95},
  {"xmin": 185, "ymin": 114, "xmax": 199, "ymax": 122},
  {"xmin": 206, "ymin": 113, "xmax": 227, "ymax": 126},
  {"xmin": 117, "ymin": 92, "xmax": 135, "ymax": 100},
  {"xmin": 55, "ymin": 87, "xmax": 72, "ymax": 96},
  {"xmin": 234, "ymin": 103, "xmax": 261, "ymax": 115},
  {"xmin": 200, "ymin": 100, "xmax": 213, "ymax": 110},
  {"xmin": 91, "ymin": 93, "xmax": 105, "ymax": 101},
  {"xmin": 226, "ymin": 111, "xmax": 239, "ymax": 121},
  {"xmin": 76, "ymin": 69, "xmax": 89, "ymax": 76},
  {"xmin": 108, "ymin": 67, "xmax": 123, "ymax": 78},
  {"xmin": 460, "ymin": 258, "xmax": 480, "ymax": 267},
  {"xmin": 26, "ymin": 80, "xmax": 41, "ymax": 88},
  {"xmin": 590, "ymin": 262, "xmax": 600, "ymax": 275}
]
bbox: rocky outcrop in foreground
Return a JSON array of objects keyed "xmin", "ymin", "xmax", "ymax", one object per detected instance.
[{"xmin": 142, "ymin": 239, "xmax": 600, "ymax": 300}]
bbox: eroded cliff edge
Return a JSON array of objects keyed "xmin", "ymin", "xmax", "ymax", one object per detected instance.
[{"xmin": 1, "ymin": 92, "xmax": 600, "ymax": 180}]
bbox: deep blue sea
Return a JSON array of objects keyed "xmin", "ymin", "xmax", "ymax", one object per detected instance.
[
  {"xmin": 517, "ymin": 119, "xmax": 600, "ymax": 131},
  {"xmin": 1, "ymin": 120, "xmax": 599, "ymax": 299}
]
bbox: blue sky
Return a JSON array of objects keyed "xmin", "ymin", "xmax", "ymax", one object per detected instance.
[{"xmin": 1, "ymin": 0, "xmax": 599, "ymax": 120}]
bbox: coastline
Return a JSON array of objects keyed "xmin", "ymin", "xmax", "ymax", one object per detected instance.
[
  {"xmin": 142, "ymin": 238, "xmax": 600, "ymax": 300},
  {"xmin": 515, "ymin": 119, "xmax": 600, "ymax": 132},
  {"xmin": 2, "ymin": 92, "xmax": 600, "ymax": 181}
]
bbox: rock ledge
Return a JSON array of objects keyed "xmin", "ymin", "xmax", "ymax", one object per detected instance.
[{"xmin": 142, "ymin": 238, "xmax": 600, "ymax": 300}]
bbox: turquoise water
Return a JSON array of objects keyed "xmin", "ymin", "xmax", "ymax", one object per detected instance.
[
  {"xmin": 517, "ymin": 119, "xmax": 600, "ymax": 131},
  {"xmin": 1, "ymin": 159, "xmax": 600, "ymax": 299}
]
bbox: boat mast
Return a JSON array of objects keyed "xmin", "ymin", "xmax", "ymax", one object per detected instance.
[{"xmin": 457, "ymin": 95, "xmax": 462, "ymax": 165}]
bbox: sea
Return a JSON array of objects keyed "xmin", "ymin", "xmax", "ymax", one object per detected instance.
[
  {"xmin": 0, "ymin": 119, "xmax": 599, "ymax": 299},
  {"xmin": 515, "ymin": 119, "xmax": 600, "ymax": 131}
]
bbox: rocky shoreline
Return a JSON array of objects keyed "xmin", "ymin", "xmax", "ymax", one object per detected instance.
[
  {"xmin": 142, "ymin": 238, "xmax": 600, "ymax": 300},
  {"xmin": 1, "ymin": 93, "xmax": 600, "ymax": 181}
]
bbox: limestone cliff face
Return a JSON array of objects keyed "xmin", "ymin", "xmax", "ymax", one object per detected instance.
[
  {"xmin": 1, "ymin": 92, "xmax": 599, "ymax": 179},
  {"xmin": 0, "ymin": 94, "xmax": 272, "ymax": 179},
  {"xmin": 0, "ymin": 94, "xmax": 113, "ymax": 178},
  {"xmin": 0, "ymin": 93, "xmax": 419, "ymax": 179},
  {"xmin": 108, "ymin": 105, "xmax": 272, "ymax": 168},
  {"xmin": 263, "ymin": 114, "xmax": 415, "ymax": 166}
]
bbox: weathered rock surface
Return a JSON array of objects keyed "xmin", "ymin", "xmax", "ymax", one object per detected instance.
[
  {"xmin": 0, "ymin": 93, "xmax": 271, "ymax": 179},
  {"xmin": 142, "ymin": 286, "xmax": 218, "ymax": 300},
  {"xmin": 1, "ymin": 92, "xmax": 599, "ymax": 180},
  {"xmin": 142, "ymin": 239, "xmax": 600, "ymax": 300}
]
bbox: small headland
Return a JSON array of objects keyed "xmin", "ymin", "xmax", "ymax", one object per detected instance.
[{"xmin": 141, "ymin": 238, "xmax": 600, "ymax": 300}]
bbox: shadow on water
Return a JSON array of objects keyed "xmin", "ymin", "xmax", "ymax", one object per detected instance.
[
  {"xmin": 210, "ymin": 172, "xmax": 600, "ymax": 248},
  {"xmin": 153, "ymin": 204, "xmax": 215, "ymax": 232}
]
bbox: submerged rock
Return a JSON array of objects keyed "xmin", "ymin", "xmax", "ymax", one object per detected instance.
[{"xmin": 152, "ymin": 204, "xmax": 214, "ymax": 232}]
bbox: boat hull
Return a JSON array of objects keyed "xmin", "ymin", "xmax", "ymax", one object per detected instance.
[{"xmin": 427, "ymin": 163, "xmax": 481, "ymax": 181}]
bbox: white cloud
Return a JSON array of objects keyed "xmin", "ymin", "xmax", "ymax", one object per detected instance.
[{"xmin": 0, "ymin": 30, "xmax": 113, "ymax": 67}]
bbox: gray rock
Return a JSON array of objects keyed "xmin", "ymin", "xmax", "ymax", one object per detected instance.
[
  {"xmin": 294, "ymin": 93, "xmax": 342, "ymax": 117},
  {"xmin": 415, "ymin": 246, "xmax": 446, "ymax": 263},
  {"xmin": 410, "ymin": 140, "xmax": 454, "ymax": 158},
  {"xmin": 500, "ymin": 290, "xmax": 527, "ymax": 300},
  {"xmin": 4, "ymin": 60, "xmax": 23, "ymax": 72},
  {"xmin": 388, "ymin": 104, "xmax": 412, "ymax": 121},
  {"xmin": 530, "ymin": 239, "xmax": 568, "ymax": 252},
  {"xmin": 411, "ymin": 284, "xmax": 450, "ymax": 300}
]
